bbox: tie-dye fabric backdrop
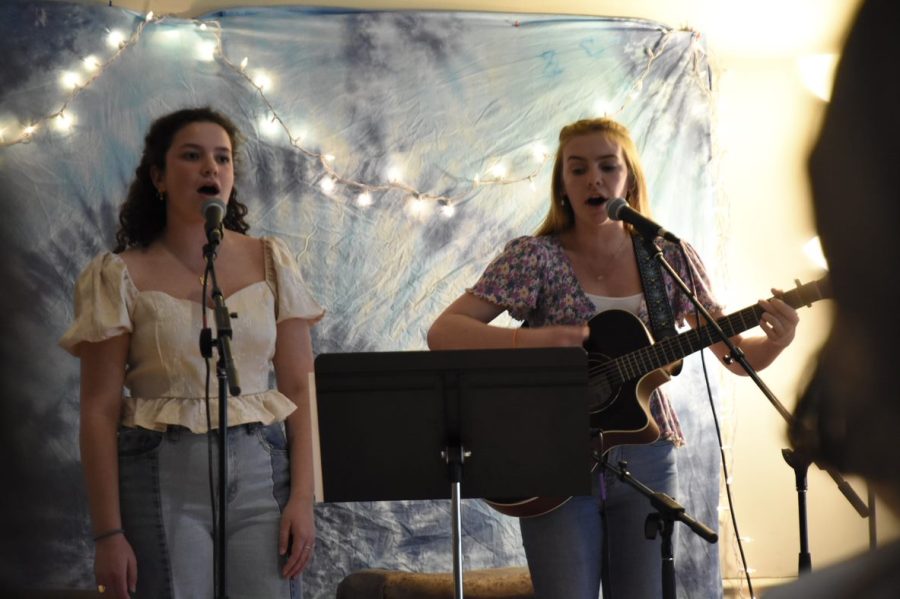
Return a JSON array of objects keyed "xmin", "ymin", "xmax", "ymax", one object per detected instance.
[{"xmin": 0, "ymin": 1, "xmax": 725, "ymax": 596}]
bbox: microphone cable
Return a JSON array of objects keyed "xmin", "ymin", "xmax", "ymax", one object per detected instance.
[{"xmin": 679, "ymin": 242, "xmax": 755, "ymax": 599}]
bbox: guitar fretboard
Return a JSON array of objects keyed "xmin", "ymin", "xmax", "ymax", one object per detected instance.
[{"xmin": 608, "ymin": 278, "xmax": 827, "ymax": 384}]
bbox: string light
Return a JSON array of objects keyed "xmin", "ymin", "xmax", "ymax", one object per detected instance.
[
  {"xmin": 82, "ymin": 55, "xmax": 101, "ymax": 71},
  {"xmin": 386, "ymin": 166, "xmax": 403, "ymax": 183},
  {"xmin": 60, "ymin": 71, "xmax": 82, "ymax": 90},
  {"xmin": 53, "ymin": 112, "xmax": 74, "ymax": 132},
  {"xmin": 0, "ymin": 13, "xmax": 686, "ymax": 218},
  {"xmin": 195, "ymin": 40, "xmax": 217, "ymax": 62},
  {"xmin": 488, "ymin": 163, "xmax": 508, "ymax": 179},
  {"xmin": 106, "ymin": 29, "xmax": 126, "ymax": 48},
  {"xmin": 251, "ymin": 70, "xmax": 273, "ymax": 91},
  {"xmin": 258, "ymin": 114, "xmax": 281, "ymax": 138},
  {"xmin": 438, "ymin": 200, "xmax": 456, "ymax": 218},
  {"xmin": 319, "ymin": 177, "xmax": 336, "ymax": 194}
]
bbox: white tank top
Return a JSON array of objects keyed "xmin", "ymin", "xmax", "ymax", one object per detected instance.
[{"xmin": 585, "ymin": 292, "xmax": 643, "ymax": 316}]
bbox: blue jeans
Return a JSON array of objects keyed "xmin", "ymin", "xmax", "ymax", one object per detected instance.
[
  {"xmin": 117, "ymin": 422, "xmax": 301, "ymax": 599},
  {"xmin": 520, "ymin": 439, "xmax": 677, "ymax": 599}
]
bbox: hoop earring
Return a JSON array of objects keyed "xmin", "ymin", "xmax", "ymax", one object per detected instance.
[{"xmin": 158, "ymin": 190, "xmax": 166, "ymax": 202}]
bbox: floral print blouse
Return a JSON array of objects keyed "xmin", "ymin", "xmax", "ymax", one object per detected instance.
[{"xmin": 468, "ymin": 234, "xmax": 722, "ymax": 446}]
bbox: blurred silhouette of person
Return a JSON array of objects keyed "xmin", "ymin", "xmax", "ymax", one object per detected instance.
[{"xmin": 766, "ymin": 0, "xmax": 900, "ymax": 596}]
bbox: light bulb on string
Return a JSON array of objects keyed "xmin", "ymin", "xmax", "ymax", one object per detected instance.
[
  {"xmin": 319, "ymin": 177, "xmax": 336, "ymax": 194},
  {"xmin": 356, "ymin": 192, "xmax": 373, "ymax": 207},
  {"xmin": 82, "ymin": 55, "xmax": 100, "ymax": 71},
  {"xmin": 531, "ymin": 143, "xmax": 548, "ymax": 161},
  {"xmin": 196, "ymin": 40, "xmax": 217, "ymax": 62},
  {"xmin": 386, "ymin": 166, "xmax": 403, "ymax": 183},
  {"xmin": 106, "ymin": 29, "xmax": 126, "ymax": 48},
  {"xmin": 251, "ymin": 70, "xmax": 272, "ymax": 92},
  {"xmin": 258, "ymin": 114, "xmax": 281, "ymax": 139},
  {"xmin": 53, "ymin": 112, "xmax": 74, "ymax": 132},
  {"xmin": 60, "ymin": 71, "xmax": 82, "ymax": 90},
  {"xmin": 438, "ymin": 200, "xmax": 456, "ymax": 218},
  {"xmin": 405, "ymin": 196, "xmax": 431, "ymax": 220}
]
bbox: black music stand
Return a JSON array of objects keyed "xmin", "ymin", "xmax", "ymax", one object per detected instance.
[{"xmin": 314, "ymin": 347, "xmax": 592, "ymax": 599}]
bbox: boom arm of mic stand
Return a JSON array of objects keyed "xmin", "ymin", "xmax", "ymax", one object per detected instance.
[{"xmin": 646, "ymin": 239, "xmax": 868, "ymax": 518}]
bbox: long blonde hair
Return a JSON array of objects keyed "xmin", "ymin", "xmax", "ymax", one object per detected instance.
[{"xmin": 535, "ymin": 118, "xmax": 651, "ymax": 237}]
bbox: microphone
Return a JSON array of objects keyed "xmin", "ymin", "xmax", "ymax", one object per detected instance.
[
  {"xmin": 606, "ymin": 198, "xmax": 680, "ymax": 243},
  {"xmin": 201, "ymin": 198, "xmax": 226, "ymax": 244}
]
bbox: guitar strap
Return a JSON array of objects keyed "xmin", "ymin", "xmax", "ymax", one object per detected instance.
[{"xmin": 632, "ymin": 236, "xmax": 677, "ymax": 340}]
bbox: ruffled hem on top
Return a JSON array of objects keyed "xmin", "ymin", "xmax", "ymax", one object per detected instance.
[{"xmin": 121, "ymin": 389, "xmax": 297, "ymax": 433}]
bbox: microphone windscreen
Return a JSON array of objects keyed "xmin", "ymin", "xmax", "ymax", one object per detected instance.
[
  {"xmin": 606, "ymin": 197, "xmax": 628, "ymax": 220},
  {"xmin": 201, "ymin": 198, "xmax": 226, "ymax": 224}
]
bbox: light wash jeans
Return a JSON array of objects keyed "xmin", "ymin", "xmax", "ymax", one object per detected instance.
[
  {"xmin": 117, "ymin": 422, "xmax": 300, "ymax": 599},
  {"xmin": 520, "ymin": 439, "xmax": 677, "ymax": 599}
]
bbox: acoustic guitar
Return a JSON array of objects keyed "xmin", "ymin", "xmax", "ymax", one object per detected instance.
[{"xmin": 483, "ymin": 277, "xmax": 830, "ymax": 518}]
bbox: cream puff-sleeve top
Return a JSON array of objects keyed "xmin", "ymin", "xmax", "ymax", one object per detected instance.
[{"xmin": 59, "ymin": 236, "xmax": 324, "ymax": 433}]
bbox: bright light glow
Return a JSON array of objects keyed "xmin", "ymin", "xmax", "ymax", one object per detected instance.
[
  {"xmin": 803, "ymin": 236, "xmax": 829, "ymax": 270},
  {"xmin": 439, "ymin": 202, "xmax": 456, "ymax": 218},
  {"xmin": 145, "ymin": 11, "xmax": 154, "ymax": 21},
  {"xmin": 106, "ymin": 30, "xmax": 126, "ymax": 48},
  {"xmin": 529, "ymin": 179, "xmax": 537, "ymax": 192},
  {"xmin": 53, "ymin": 112, "xmax": 74, "ymax": 132},
  {"xmin": 258, "ymin": 115, "xmax": 280, "ymax": 138},
  {"xmin": 319, "ymin": 177, "xmax": 336, "ymax": 194},
  {"xmin": 240, "ymin": 57, "xmax": 249, "ymax": 71},
  {"xmin": 82, "ymin": 55, "xmax": 101, "ymax": 71},
  {"xmin": 252, "ymin": 70, "xmax": 272, "ymax": 91},
  {"xmin": 324, "ymin": 154, "xmax": 335, "ymax": 163},
  {"xmin": 405, "ymin": 196, "xmax": 431, "ymax": 220},
  {"xmin": 60, "ymin": 71, "xmax": 82, "ymax": 89},
  {"xmin": 532, "ymin": 143, "xmax": 548, "ymax": 161},
  {"xmin": 356, "ymin": 192, "xmax": 373, "ymax": 207},
  {"xmin": 386, "ymin": 167, "xmax": 403, "ymax": 183},
  {"xmin": 23, "ymin": 124, "xmax": 37, "ymax": 136},
  {"xmin": 593, "ymin": 99, "xmax": 613, "ymax": 116},
  {"xmin": 198, "ymin": 23, "xmax": 208, "ymax": 31},
  {"xmin": 797, "ymin": 53, "xmax": 839, "ymax": 102},
  {"xmin": 155, "ymin": 29, "xmax": 182, "ymax": 44},
  {"xmin": 196, "ymin": 41, "xmax": 217, "ymax": 62},
  {"xmin": 488, "ymin": 163, "xmax": 507, "ymax": 178}
]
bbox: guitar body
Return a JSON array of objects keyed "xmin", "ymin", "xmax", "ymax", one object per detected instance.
[
  {"xmin": 484, "ymin": 310, "xmax": 669, "ymax": 519},
  {"xmin": 584, "ymin": 309, "xmax": 667, "ymax": 453}
]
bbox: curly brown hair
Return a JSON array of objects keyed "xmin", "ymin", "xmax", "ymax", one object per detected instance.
[{"xmin": 114, "ymin": 107, "xmax": 250, "ymax": 252}]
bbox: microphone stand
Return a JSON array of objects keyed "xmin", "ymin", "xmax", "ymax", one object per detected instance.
[
  {"xmin": 598, "ymin": 455, "xmax": 718, "ymax": 599},
  {"xmin": 638, "ymin": 236, "xmax": 868, "ymax": 577},
  {"xmin": 200, "ymin": 229, "xmax": 241, "ymax": 599}
]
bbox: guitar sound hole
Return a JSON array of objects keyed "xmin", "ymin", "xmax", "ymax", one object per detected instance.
[{"xmin": 588, "ymin": 378, "xmax": 617, "ymax": 413}]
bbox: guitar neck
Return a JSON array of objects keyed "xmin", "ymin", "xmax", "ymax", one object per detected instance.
[{"xmin": 614, "ymin": 278, "xmax": 829, "ymax": 382}]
